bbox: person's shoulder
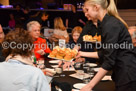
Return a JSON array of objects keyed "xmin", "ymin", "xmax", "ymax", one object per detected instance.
[
  {"xmin": 0, "ymin": 62, "xmax": 5, "ymax": 67},
  {"xmin": 105, "ymin": 15, "xmax": 124, "ymax": 27},
  {"xmin": 23, "ymin": 65, "xmax": 44, "ymax": 75},
  {"xmin": 102, "ymin": 15, "xmax": 126, "ymax": 31}
]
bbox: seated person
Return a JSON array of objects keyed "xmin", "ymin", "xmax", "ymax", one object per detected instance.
[
  {"xmin": 49, "ymin": 17, "xmax": 69, "ymax": 45},
  {"xmin": 27, "ymin": 21, "xmax": 51, "ymax": 60},
  {"xmin": 68, "ymin": 26, "xmax": 83, "ymax": 49},
  {"xmin": 38, "ymin": 11, "xmax": 49, "ymax": 28},
  {"xmin": 67, "ymin": 26, "xmax": 86, "ymax": 63},
  {"xmin": 128, "ymin": 26, "xmax": 136, "ymax": 47},
  {"xmin": 0, "ymin": 29, "xmax": 50, "ymax": 91},
  {"xmin": 8, "ymin": 13, "xmax": 16, "ymax": 29},
  {"xmin": 0, "ymin": 25, "xmax": 5, "ymax": 62}
]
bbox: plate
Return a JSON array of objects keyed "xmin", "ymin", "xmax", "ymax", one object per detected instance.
[
  {"xmin": 86, "ymin": 63, "xmax": 97, "ymax": 67},
  {"xmin": 73, "ymin": 83, "xmax": 86, "ymax": 89},
  {"xmin": 49, "ymin": 60, "xmax": 60, "ymax": 64},
  {"xmin": 51, "ymin": 65, "xmax": 58, "ymax": 68},
  {"xmin": 83, "ymin": 40, "xmax": 101, "ymax": 43},
  {"xmin": 93, "ymin": 67, "xmax": 100, "ymax": 72},
  {"xmin": 45, "ymin": 68, "xmax": 56, "ymax": 74},
  {"xmin": 48, "ymin": 55, "xmax": 74, "ymax": 62}
]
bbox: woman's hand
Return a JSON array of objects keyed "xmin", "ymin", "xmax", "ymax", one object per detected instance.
[
  {"xmin": 62, "ymin": 61, "xmax": 74, "ymax": 70},
  {"xmin": 36, "ymin": 49, "xmax": 45, "ymax": 55},
  {"xmin": 58, "ymin": 60, "xmax": 74, "ymax": 70},
  {"xmin": 75, "ymin": 51, "xmax": 83, "ymax": 59},
  {"xmin": 75, "ymin": 57, "xmax": 85, "ymax": 63},
  {"xmin": 42, "ymin": 69, "xmax": 54, "ymax": 76}
]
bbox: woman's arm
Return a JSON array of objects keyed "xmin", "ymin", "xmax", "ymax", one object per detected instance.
[
  {"xmin": 76, "ymin": 51, "xmax": 99, "ymax": 59},
  {"xmin": 80, "ymin": 68, "xmax": 108, "ymax": 91}
]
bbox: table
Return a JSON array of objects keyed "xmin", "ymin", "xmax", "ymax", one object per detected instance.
[{"xmin": 45, "ymin": 59, "xmax": 115, "ymax": 91}]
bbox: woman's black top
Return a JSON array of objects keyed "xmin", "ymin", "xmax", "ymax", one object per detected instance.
[
  {"xmin": 98, "ymin": 14, "xmax": 136, "ymax": 86},
  {"xmin": 76, "ymin": 20, "xmax": 100, "ymax": 63}
]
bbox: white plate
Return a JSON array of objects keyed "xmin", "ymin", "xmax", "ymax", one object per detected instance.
[
  {"xmin": 51, "ymin": 65, "xmax": 58, "ymax": 68},
  {"xmin": 83, "ymin": 40, "xmax": 101, "ymax": 43},
  {"xmin": 73, "ymin": 83, "xmax": 86, "ymax": 89},
  {"xmin": 48, "ymin": 55, "xmax": 74, "ymax": 62},
  {"xmin": 49, "ymin": 60, "xmax": 60, "ymax": 64},
  {"xmin": 83, "ymin": 40, "xmax": 97, "ymax": 43},
  {"xmin": 93, "ymin": 68, "xmax": 100, "ymax": 72},
  {"xmin": 86, "ymin": 63, "xmax": 97, "ymax": 67},
  {"xmin": 45, "ymin": 68, "xmax": 56, "ymax": 74}
]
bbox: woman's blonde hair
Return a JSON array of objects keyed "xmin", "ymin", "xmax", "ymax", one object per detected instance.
[
  {"xmin": 85, "ymin": 0, "xmax": 128, "ymax": 28},
  {"xmin": 27, "ymin": 21, "xmax": 41, "ymax": 31},
  {"xmin": 72, "ymin": 26, "xmax": 83, "ymax": 36},
  {"xmin": 54, "ymin": 17, "xmax": 66, "ymax": 31}
]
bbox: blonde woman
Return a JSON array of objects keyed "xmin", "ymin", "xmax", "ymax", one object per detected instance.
[
  {"xmin": 49, "ymin": 17, "xmax": 69, "ymax": 45},
  {"xmin": 76, "ymin": 0, "xmax": 136, "ymax": 91}
]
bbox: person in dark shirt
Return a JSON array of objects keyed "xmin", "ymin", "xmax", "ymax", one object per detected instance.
[
  {"xmin": 22, "ymin": 7, "xmax": 32, "ymax": 23},
  {"xmin": 74, "ymin": 6, "xmax": 100, "ymax": 63},
  {"xmin": 37, "ymin": 12, "xmax": 49, "ymax": 28},
  {"xmin": 13, "ymin": 4, "xmax": 24, "ymax": 27},
  {"xmin": 65, "ymin": 4, "xmax": 85, "ymax": 28},
  {"xmin": 77, "ymin": 0, "xmax": 136, "ymax": 91}
]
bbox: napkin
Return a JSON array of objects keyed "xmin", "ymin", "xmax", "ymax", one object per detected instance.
[{"xmin": 102, "ymin": 76, "xmax": 112, "ymax": 81}]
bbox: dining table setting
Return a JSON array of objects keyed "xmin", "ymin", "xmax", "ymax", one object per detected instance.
[{"xmin": 43, "ymin": 58, "xmax": 115, "ymax": 91}]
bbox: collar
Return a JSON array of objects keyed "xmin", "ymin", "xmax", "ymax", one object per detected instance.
[{"xmin": 5, "ymin": 55, "xmax": 34, "ymax": 66}]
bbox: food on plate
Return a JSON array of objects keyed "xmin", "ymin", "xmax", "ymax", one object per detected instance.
[
  {"xmin": 65, "ymin": 48, "xmax": 71, "ymax": 54},
  {"xmin": 49, "ymin": 46, "xmax": 59, "ymax": 57},
  {"xmin": 49, "ymin": 46, "xmax": 78, "ymax": 61},
  {"xmin": 57, "ymin": 48, "xmax": 66, "ymax": 57},
  {"xmin": 56, "ymin": 54, "xmax": 63, "ymax": 59},
  {"xmin": 64, "ymin": 53, "xmax": 73, "ymax": 61},
  {"xmin": 93, "ymin": 34, "xmax": 98, "ymax": 40},
  {"xmin": 97, "ymin": 35, "xmax": 101, "ymax": 42},
  {"xmin": 83, "ymin": 35, "xmax": 93, "ymax": 41},
  {"xmin": 71, "ymin": 49, "xmax": 78, "ymax": 58},
  {"xmin": 83, "ymin": 34, "xmax": 101, "ymax": 42}
]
